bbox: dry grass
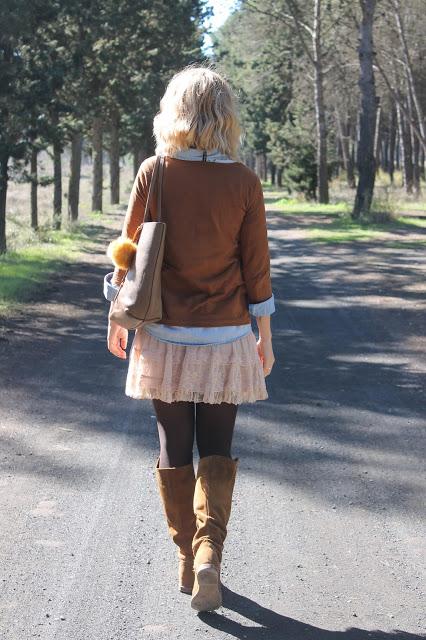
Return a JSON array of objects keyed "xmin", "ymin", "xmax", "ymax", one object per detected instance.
[
  {"xmin": 1, "ymin": 148, "xmax": 136, "ymax": 313},
  {"xmin": 6, "ymin": 149, "xmax": 135, "ymax": 251}
]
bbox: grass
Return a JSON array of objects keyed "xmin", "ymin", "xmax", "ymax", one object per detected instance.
[
  {"xmin": 1, "ymin": 150, "xmax": 135, "ymax": 316},
  {"xmin": 395, "ymin": 199, "xmax": 426, "ymax": 212},
  {"xmin": 267, "ymin": 190, "xmax": 426, "ymax": 244},
  {"xmin": 307, "ymin": 215, "xmax": 426, "ymax": 244},
  {"xmin": 2, "ymin": 158, "xmax": 424, "ymax": 312},
  {"xmin": 397, "ymin": 216, "xmax": 426, "ymax": 228},
  {"xmin": 0, "ymin": 223, "xmax": 96, "ymax": 314},
  {"xmin": 272, "ymin": 198, "xmax": 351, "ymax": 216},
  {"xmin": 300, "ymin": 213, "xmax": 426, "ymax": 247},
  {"xmin": 260, "ymin": 181, "xmax": 279, "ymax": 192},
  {"xmin": 307, "ymin": 217, "xmax": 385, "ymax": 243}
]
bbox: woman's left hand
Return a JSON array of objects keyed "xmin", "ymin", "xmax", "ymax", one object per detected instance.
[
  {"xmin": 257, "ymin": 336, "xmax": 275, "ymax": 377},
  {"xmin": 107, "ymin": 320, "xmax": 128, "ymax": 359}
]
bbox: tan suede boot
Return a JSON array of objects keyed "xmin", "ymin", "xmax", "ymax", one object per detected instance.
[
  {"xmin": 191, "ymin": 454, "xmax": 239, "ymax": 612},
  {"xmin": 155, "ymin": 457, "xmax": 197, "ymax": 594}
]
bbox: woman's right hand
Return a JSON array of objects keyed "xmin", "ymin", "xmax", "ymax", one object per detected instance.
[
  {"xmin": 107, "ymin": 320, "xmax": 128, "ymax": 359},
  {"xmin": 257, "ymin": 336, "xmax": 275, "ymax": 377}
]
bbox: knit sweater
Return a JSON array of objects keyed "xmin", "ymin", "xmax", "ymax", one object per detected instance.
[{"xmin": 104, "ymin": 148, "xmax": 275, "ymax": 344}]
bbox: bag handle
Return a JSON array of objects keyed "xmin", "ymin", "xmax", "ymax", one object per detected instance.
[
  {"xmin": 131, "ymin": 155, "xmax": 165, "ymax": 243},
  {"xmin": 157, "ymin": 156, "xmax": 164, "ymax": 221}
]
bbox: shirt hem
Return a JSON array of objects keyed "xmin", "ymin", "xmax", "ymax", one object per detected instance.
[{"xmin": 143, "ymin": 325, "xmax": 252, "ymax": 346}]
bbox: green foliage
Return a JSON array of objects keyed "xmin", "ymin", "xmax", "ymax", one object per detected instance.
[
  {"xmin": 214, "ymin": 6, "xmax": 294, "ymax": 152},
  {"xmin": 213, "ymin": 3, "xmax": 320, "ymax": 193},
  {"xmin": 270, "ymin": 184, "xmax": 426, "ymax": 241},
  {"xmin": 274, "ymin": 199, "xmax": 350, "ymax": 215},
  {"xmin": 0, "ymin": 222, "xmax": 94, "ymax": 312},
  {"xmin": 1, "ymin": 0, "xmax": 208, "ymax": 251},
  {"xmin": 268, "ymin": 117, "xmax": 317, "ymax": 198}
]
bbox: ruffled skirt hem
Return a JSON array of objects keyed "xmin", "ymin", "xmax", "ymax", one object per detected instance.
[
  {"xmin": 125, "ymin": 388, "xmax": 268, "ymax": 404},
  {"xmin": 125, "ymin": 327, "xmax": 268, "ymax": 405}
]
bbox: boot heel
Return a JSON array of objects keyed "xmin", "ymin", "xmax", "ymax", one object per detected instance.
[{"xmin": 191, "ymin": 564, "xmax": 221, "ymax": 612}]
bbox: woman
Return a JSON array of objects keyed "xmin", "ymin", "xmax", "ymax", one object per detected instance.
[{"xmin": 103, "ymin": 65, "xmax": 276, "ymax": 612}]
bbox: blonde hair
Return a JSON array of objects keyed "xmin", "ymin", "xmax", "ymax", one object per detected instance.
[{"xmin": 153, "ymin": 65, "xmax": 242, "ymax": 160}]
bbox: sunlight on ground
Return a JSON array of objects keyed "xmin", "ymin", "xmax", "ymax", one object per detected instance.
[
  {"xmin": 265, "ymin": 188, "xmax": 426, "ymax": 244},
  {"xmin": 0, "ymin": 224, "xmax": 97, "ymax": 312}
]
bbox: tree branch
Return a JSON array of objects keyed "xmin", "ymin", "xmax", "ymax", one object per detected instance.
[
  {"xmin": 375, "ymin": 58, "xmax": 426, "ymax": 154},
  {"xmin": 245, "ymin": 0, "xmax": 315, "ymax": 65}
]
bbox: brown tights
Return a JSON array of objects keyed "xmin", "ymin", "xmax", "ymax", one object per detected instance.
[{"xmin": 152, "ymin": 399, "xmax": 238, "ymax": 468}]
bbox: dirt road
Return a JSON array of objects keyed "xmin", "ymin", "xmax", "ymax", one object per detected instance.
[{"xmin": 0, "ymin": 204, "xmax": 425, "ymax": 639}]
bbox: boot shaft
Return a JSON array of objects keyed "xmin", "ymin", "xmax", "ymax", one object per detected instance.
[{"xmin": 192, "ymin": 454, "xmax": 239, "ymax": 566}]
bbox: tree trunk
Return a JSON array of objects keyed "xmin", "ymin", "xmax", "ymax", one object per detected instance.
[
  {"xmin": 388, "ymin": 105, "xmax": 396, "ymax": 183},
  {"xmin": 313, "ymin": 0, "xmax": 329, "ymax": 203},
  {"xmin": 393, "ymin": 1, "xmax": 426, "ymax": 145},
  {"xmin": 395, "ymin": 127, "xmax": 400, "ymax": 170},
  {"xmin": 132, "ymin": 144, "xmax": 149, "ymax": 178},
  {"xmin": 397, "ymin": 101, "xmax": 413, "ymax": 193},
  {"xmin": 30, "ymin": 147, "xmax": 38, "ymax": 230},
  {"xmin": 381, "ymin": 133, "xmax": 388, "ymax": 173},
  {"xmin": 0, "ymin": 153, "xmax": 8, "ymax": 254},
  {"xmin": 352, "ymin": 0, "xmax": 377, "ymax": 219},
  {"xmin": 277, "ymin": 167, "xmax": 283, "ymax": 187},
  {"xmin": 139, "ymin": 147, "xmax": 148, "ymax": 165},
  {"xmin": 255, "ymin": 153, "xmax": 263, "ymax": 179},
  {"xmin": 335, "ymin": 108, "xmax": 348, "ymax": 173},
  {"xmin": 53, "ymin": 138, "xmax": 62, "ymax": 230},
  {"xmin": 336, "ymin": 109, "xmax": 355, "ymax": 187},
  {"xmin": 270, "ymin": 162, "xmax": 276, "ymax": 186},
  {"xmin": 68, "ymin": 130, "xmax": 82, "ymax": 221},
  {"xmin": 347, "ymin": 125, "xmax": 356, "ymax": 189},
  {"xmin": 348, "ymin": 146, "xmax": 356, "ymax": 188},
  {"xmin": 374, "ymin": 99, "xmax": 381, "ymax": 171},
  {"xmin": 412, "ymin": 134, "xmax": 421, "ymax": 195},
  {"xmin": 110, "ymin": 108, "xmax": 120, "ymax": 204},
  {"xmin": 133, "ymin": 147, "xmax": 139, "ymax": 178},
  {"xmin": 92, "ymin": 116, "xmax": 103, "ymax": 212},
  {"xmin": 246, "ymin": 151, "xmax": 256, "ymax": 172}
]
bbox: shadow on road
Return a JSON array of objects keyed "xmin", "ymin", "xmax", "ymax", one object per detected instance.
[
  {"xmin": 195, "ymin": 586, "xmax": 425, "ymax": 640},
  {"xmin": 0, "ymin": 211, "xmax": 424, "ymax": 516}
]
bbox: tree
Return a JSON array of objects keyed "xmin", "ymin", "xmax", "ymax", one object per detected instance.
[
  {"xmin": 352, "ymin": 0, "xmax": 377, "ymax": 219},
  {"xmin": 0, "ymin": 0, "xmax": 53, "ymax": 251},
  {"xmin": 245, "ymin": 0, "xmax": 331, "ymax": 202},
  {"xmin": 213, "ymin": 5, "xmax": 295, "ymax": 183}
]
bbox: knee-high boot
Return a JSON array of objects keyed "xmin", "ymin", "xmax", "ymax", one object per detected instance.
[
  {"xmin": 191, "ymin": 454, "xmax": 239, "ymax": 611},
  {"xmin": 155, "ymin": 456, "xmax": 197, "ymax": 594}
]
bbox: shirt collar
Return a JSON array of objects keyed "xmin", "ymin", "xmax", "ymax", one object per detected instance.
[{"xmin": 169, "ymin": 148, "xmax": 235, "ymax": 163}]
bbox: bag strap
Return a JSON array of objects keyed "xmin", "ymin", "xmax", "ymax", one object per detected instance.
[
  {"xmin": 157, "ymin": 156, "xmax": 164, "ymax": 221},
  {"xmin": 131, "ymin": 155, "xmax": 165, "ymax": 242}
]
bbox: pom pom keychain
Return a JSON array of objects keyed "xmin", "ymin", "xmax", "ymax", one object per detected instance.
[{"xmin": 107, "ymin": 237, "xmax": 138, "ymax": 270}]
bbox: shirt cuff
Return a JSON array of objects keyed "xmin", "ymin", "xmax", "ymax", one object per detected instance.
[
  {"xmin": 103, "ymin": 272, "xmax": 120, "ymax": 302},
  {"xmin": 249, "ymin": 294, "xmax": 275, "ymax": 317}
]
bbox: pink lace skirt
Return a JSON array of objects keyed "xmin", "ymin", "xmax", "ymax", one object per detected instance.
[{"xmin": 125, "ymin": 327, "xmax": 268, "ymax": 404}]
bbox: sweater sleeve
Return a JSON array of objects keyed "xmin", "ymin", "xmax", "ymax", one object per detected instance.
[
  {"xmin": 110, "ymin": 157, "xmax": 155, "ymax": 286},
  {"xmin": 249, "ymin": 294, "xmax": 275, "ymax": 316},
  {"xmin": 240, "ymin": 175, "xmax": 273, "ymax": 306}
]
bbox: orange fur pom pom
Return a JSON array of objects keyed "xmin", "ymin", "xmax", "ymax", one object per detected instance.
[{"xmin": 107, "ymin": 237, "xmax": 138, "ymax": 270}]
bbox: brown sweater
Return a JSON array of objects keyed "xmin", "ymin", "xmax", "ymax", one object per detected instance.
[{"xmin": 112, "ymin": 155, "xmax": 273, "ymax": 327}]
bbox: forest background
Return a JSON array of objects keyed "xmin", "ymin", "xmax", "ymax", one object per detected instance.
[{"xmin": 0, "ymin": 0, "xmax": 425, "ymax": 307}]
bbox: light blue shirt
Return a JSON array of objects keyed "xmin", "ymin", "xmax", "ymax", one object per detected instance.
[{"xmin": 103, "ymin": 147, "xmax": 275, "ymax": 345}]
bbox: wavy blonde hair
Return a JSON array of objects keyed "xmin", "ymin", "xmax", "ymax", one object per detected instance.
[{"xmin": 153, "ymin": 65, "xmax": 242, "ymax": 160}]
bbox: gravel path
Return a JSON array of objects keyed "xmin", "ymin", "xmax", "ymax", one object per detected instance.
[{"xmin": 0, "ymin": 205, "xmax": 425, "ymax": 639}]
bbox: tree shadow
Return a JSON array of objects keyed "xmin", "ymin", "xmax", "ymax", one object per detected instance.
[
  {"xmin": 0, "ymin": 210, "xmax": 425, "ymax": 517},
  {"xmin": 195, "ymin": 586, "xmax": 425, "ymax": 640}
]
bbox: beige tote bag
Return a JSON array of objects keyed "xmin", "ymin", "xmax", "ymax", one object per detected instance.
[{"xmin": 108, "ymin": 156, "xmax": 166, "ymax": 330}]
